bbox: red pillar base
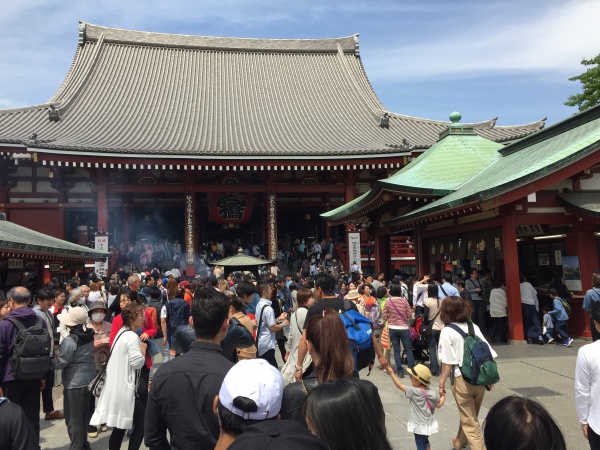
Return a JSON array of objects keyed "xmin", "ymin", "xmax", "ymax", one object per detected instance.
[{"xmin": 186, "ymin": 264, "xmax": 196, "ymax": 278}]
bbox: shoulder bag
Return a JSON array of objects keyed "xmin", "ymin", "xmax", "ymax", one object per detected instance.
[
  {"xmin": 87, "ymin": 329, "xmax": 126, "ymax": 397},
  {"xmin": 254, "ymin": 304, "xmax": 267, "ymax": 355}
]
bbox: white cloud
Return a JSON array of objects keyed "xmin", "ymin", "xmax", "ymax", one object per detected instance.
[
  {"xmin": 363, "ymin": 0, "xmax": 600, "ymax": 82},
  {"xmin": 0, "ymin": 0, "xmax": 595, "ymax": 123}
]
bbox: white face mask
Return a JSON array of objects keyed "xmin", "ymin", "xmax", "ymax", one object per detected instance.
[
  {"xmin": 92, "ymin": 313, "xmax": 105, "ymax": 323},
  {"xmin": 78, "ymin": 297, "xmax": 86, "ymax": 305}
]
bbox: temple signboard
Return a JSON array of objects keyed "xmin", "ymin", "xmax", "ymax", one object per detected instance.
[{"xmin": 209, "ymin": 193, "xmax": 252, "ymax": 223}]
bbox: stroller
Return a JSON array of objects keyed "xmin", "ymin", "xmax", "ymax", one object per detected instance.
[{"xmin": 402, "ymin": 314, "xmax": 430, "ymax": 365}]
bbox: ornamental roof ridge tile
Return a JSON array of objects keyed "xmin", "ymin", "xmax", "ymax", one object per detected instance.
[{"xmin": 81, "ymin": 21, "xmax": 359, "ymax": 53}]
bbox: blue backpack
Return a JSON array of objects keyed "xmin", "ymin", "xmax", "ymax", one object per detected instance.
[{"xmin": 339, "ymin": 301, "xmax": 375, "ymax": 373}]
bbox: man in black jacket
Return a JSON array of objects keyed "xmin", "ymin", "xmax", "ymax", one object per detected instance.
[
  {"xmin": 0, "ymin": 397, "xmax": 38, "ymax": 450},
  {"xmin": 145, "ymin": 287, "xmax": 234, "ymax": 449}
]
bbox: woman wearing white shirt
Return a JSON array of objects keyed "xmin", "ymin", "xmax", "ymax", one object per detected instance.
[
  {"xmin": 281, "ymin": 288, "xmax": 315, "ymax": 383},
  {"xmin": 575, "ymin": 301, "xmax": 600, "ymax": 449},
  {"xmin": 90, "ymin": 302, "xmax": 147, "ymax": 450},
  {"xmin": 438, "ymin": 296, "xmax": 497, "ymax": 450}
]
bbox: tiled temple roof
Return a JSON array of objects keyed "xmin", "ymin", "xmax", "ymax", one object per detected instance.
[
  {"xmin": 0, "ymin": 216, "xmax": 110, "ymax": 260},
  {"xmin": 0, "ymin": 22, "xmax": 545, "ymax": 159}
]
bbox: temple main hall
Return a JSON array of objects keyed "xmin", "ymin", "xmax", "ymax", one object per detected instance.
[{"xmin": 0, "ymin": 22, "xmax": 544, "ymax": 276}]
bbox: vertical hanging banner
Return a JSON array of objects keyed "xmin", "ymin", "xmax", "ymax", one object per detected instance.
[
  {"xmin": 347, "ymin": 231, "xmax": 361, "ymax": 274},
  {"xmin": 185, "ymin": 194, "xmax": 195, "ymax": 265},
  {"xmin": 268, "ymin": 193, "xmax": 277, "ymax": 260},
  {"xmin": 94, "ymin": 234, "xmax": 109, "ymax": 278},
  {"xmin": 208, "ymin": 193, "xmax": 253, "ymax": 223}
]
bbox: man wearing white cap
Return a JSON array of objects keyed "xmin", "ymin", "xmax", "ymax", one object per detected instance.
[{"xmin": 214, "ymin": 359, "xmax": 283, "ymax": 449}]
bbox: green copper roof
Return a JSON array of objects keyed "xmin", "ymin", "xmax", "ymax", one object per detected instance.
[
  {"xmin": 0, "ymin": 218, "xmax": 110, "ymax": 260},
  {"xmin": 377, "ymin": 132, "xmax": 502, "ymax": 194},
  {"xmin": 321, "ymin": 191, "xmax": 373, "ymax": 220},
  {"xmin": 322, "ymin": 112, "xmax": 502, "ymax": 221},
  {"xmin": 387, "ymin": 104, "xmax": 600, "ymax": 226}
]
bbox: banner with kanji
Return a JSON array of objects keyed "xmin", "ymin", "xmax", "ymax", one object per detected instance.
[{"xmin": 208, "ymin": 193, "xmax": 253, "ymax": 223}]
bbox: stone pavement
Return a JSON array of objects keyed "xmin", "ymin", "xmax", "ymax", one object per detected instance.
[{"xmin": 40, "ymin": 339, "xmax": 589, "ymax": 450}]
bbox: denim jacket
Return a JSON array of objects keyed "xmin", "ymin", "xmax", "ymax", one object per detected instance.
[
  {"xmin": 52, "ymin": 334, "xmax": 96, "ymax": 389},
  {"xmin": 549, "ymin": 298, "xmax": 569, "ymax": 322}
]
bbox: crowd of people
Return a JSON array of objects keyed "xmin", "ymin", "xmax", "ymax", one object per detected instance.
[
  {"xmin": 105, "ymin": 235, "xmax": 346, "ymax": 276},
  {"xmin": 0, "ymin": 264, "xmax": 599, "ymax": 450}
]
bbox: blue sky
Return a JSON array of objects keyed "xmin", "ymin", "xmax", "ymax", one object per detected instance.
[{"xmin": 1, "ymin": 0, "xmax": 598, "ymax": 126}]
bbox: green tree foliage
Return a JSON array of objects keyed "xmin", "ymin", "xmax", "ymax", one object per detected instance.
[{"xmin": 565, "ymin": 53, "xmax": 600, "ymax": 112}]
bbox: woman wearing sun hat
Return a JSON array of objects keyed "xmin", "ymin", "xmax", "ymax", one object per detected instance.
[
  {"xmin": 346, "ymin": 289, "xmax": 366, "ymax": 316},
  {"xmin": 87, "ymin": 300, "xmax": 111, "ymax": 439},
  {"xmin": 52, "ymin": 306, "xmax": 96, "ymax": 450}
]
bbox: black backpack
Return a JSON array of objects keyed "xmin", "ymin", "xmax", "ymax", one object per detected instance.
[{"xmin": 6, "ymin": 317, "xmax": 52, "ymax": 381}]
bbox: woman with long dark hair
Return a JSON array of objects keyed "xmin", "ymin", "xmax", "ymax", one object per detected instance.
[
  {"xmin": 304, "ymin": 378, "xmax": 392, "ymax": 450},
  {"xmin": 382, "ymin": 283, "xmax": 414, "ymax": 377},
  {"xmin": 423, "ymin": 283, "xmax": 443, "ymax": 376},
  {"xmin": 280, "ymin": 310, "xmax": 384, "ymax": 428}
]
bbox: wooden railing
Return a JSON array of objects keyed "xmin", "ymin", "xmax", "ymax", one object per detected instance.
[{"xmin": 336, "ymin": 237, "xmax": 415, "ymax": 268}]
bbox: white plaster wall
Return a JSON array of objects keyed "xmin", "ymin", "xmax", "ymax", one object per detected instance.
[
  {"xmin": 68, "ymin": 181, "xmax": 94, "ymax": 194},
  {"xmin": 581, "ymin": 173, "xmax": 600, "ymax": 190},
  {"xmin": 546, "ymin": 179, "xmax": 573, "ymax": 192},
  {"xmin": 10, "ymin": 181, "xmax": 33, "ymax": 192},
  {"xmin": 10, "ymin": 167, "xmax": 32, "ymax": 177},
  {"xmin": 37, "ymin": 167, "xmax": 51, "ymax": 177},
  {"xmin": 36, "ymin": 181, "xmax": 58, "ymax": 193}
]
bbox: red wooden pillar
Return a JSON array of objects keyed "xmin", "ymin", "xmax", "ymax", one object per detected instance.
[
  {"xmin": 502, "ymin": 214, "xmax": 524, "ymax": 341},
  {"xmin": 267, "ymin": 190, "xmax": 278, "ymax": 261},
  {"xmin": 56, "ymin": 204, "xmax": 65, "ymax": 240},
  {"xmin": 123, "ymin": 202, "xmax": 131, "ymax": 245},
  {"xmin": 97, "ymin": 173, "xmax": 109, "ymax": 234},
  {"xmin": 344, "ymin": 175, "xmax": 355, "ymax": 233},
  {"xmin": 324, "ymin": 194, "xmax": 331, "ymax": 241},
  {"xmin": 415, "ymin": 225, "xmax": 426, "ymax": 277},
  {"xmin": 55, "ymin": 170, "xmax": 68, "ymax": 240},
  {"xmin": 375, "ymin": 234, "xmax": 391, "ymax": 277},
  {"xmin": 184, "ymin": 190, "xmax": 196, "ymax": 277},
  {"xmin": 565, "ymin": 219, "xmax": 599, "ymax": 338}
]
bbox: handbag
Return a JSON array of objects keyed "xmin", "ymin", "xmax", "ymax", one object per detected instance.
[
  {"xmin": 87, "ymin": 330, "xmax": 126, "ymax": 397},
  {"xmin": 237, "ymin": 346, "xmax": 257, "ymax": 360},
  {"xmin": 421, "ymin": 299, "xmax": 441, "ymax": 337},
  {"xmin": 380, "ymin": 325, "xmax": 390, "ymax": 350},
  {"xmin": 145, "ymin": 338, "xmax": 160, "ymax": 358}
]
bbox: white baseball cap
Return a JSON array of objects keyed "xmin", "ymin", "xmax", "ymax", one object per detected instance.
[{"xmin": 219, "ymin": 359, "xmax": 284, "ymax": 420}]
